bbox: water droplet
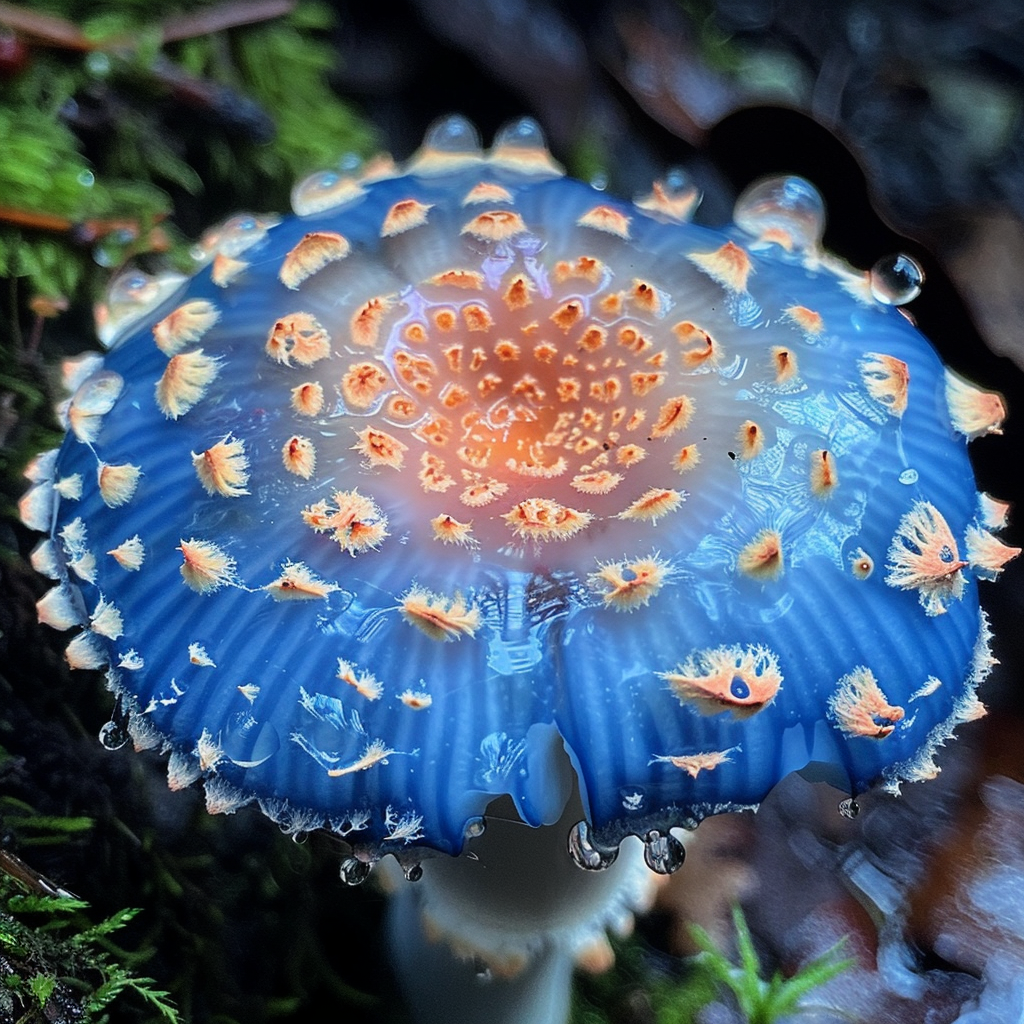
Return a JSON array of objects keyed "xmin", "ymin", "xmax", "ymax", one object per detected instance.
[
  {"xmin": 463, "ymin": 817, "xmax": 486, "ymax": 839},
  {"xmin": 99, "ymin": 696, "xmax": 131, "ymax": 750},
  {"xmin": 403, "ymin": 862, "xmax": 423, "ymax": 882},
  {"xmin": 338, "ymin": 152, "xmax": 363, "ymax": 174},
  {"xmin": 870, "ymin": 254, "xmax": 923, "ymax": 305},
  {"xmin": 193, "ymin": 213, "xmax": 280, "ymax": 262},
  {"xmin": 68, "ymin": 370, "xmax": 124, "ymax": 433},
  {"xmin": 643, "ymin": 168, "xmax": 702, "ymax": 221},
  {"xmin": 838, "ymin": 798, "xmax": 860, "ymax": 819},
  {"xmin": 76, "ymin": 170, "xmax": 95, "ymax": 188},
  {"xmin": 98, "ymin": 718, "xmax": 128, "ymax": 751},
  {"xmin": 290, "ymin": 831, "xmax": 308, "ymax": 845},
  {"xmin": 96, "ymin": 269, "xmax": 187, "ymax": 347},
  {"xmin": 898, "ymin": 468, "xmax": 919, "ymax": 485},
  {"xmin": 734, "ymin": 176, "xmax": 825, "ymax": 253},
  {"xmin": 338, "ymin": 856, "xmax": 371, "ymax": 886},
  {"xmin": 423, "ymin": 114, "xmax": 481, "ymax": 154},
  {"xmin": 492, "ymin": 117, "xmax": 546, "ymax": 152},
  {"xmin": 664, "ymin": 167, "xmax": 695, "ymax": 196},
  {"xmin": 291, "ymin": 169, "xmax": 363, "ymax": 217},
  {"xmin": 222, "ymin": 714, "xmax": 280, "ymax": 768},
  {"xmin": 104, "ymin": 268, "xmax": 149, "ymax": 303},
  {"xmin": 85, "ymin": 52, "xmax": 110, "ymax": 77},
  {"xmin": 643, "ymin": 830, "xmax": 685, "ymax": 875},
  {"xmin": 567, "ymin": 821, "xmax": 619, "ymax": 871}
]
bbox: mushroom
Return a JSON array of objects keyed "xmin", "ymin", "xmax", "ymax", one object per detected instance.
[{"xmin": 21, "ymin": 117, "xmax": 1018, "ymax": 1024}]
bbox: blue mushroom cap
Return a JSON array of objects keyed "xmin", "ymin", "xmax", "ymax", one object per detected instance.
[{"xmin": 23, "ymin": 117, "xmax": 1018, "ymax": 861}]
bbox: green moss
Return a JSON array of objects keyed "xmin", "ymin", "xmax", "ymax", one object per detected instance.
[
  {"xmin": 0, "ymin": 0, "xmax": 374, "ymax": 307},
  {"xmin": 1, "ymin": 843, "xmax": 180, "ymax": 1024},
  {"xmin": 571, "ymin": 906, "xmax": 851, "ymax": 1024}
]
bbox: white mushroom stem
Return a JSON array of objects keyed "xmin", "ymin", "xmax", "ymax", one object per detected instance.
[
  {"xmin": 387, "ymin": 887, "xmax": 578, "ymax": 1024},
  {"xmin": 383, "ymin": 748, "xmax": 657, "ymax": 1024}
]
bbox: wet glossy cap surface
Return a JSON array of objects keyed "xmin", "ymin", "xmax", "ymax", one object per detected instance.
[{"xmin": 24, "ymin": 119, "xmax": 1016, "ymax": 856}]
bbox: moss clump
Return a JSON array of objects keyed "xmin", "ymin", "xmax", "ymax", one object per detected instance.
[
  {"xmin": 0, "ymin": 837, "xmax": 179, "ymax": 1024},
  {"xmin": 0, "ymin": 0, "xmax": 375, "ymax": 304}
]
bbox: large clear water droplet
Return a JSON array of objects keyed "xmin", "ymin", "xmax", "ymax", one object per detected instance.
[
  {"xmin": 664, "ymin": 167, "xmax": 696, "ymax": 198},
  {"xmin": 403, "ymin": 862, "xmax": 423, "ymax": 882},
  {"xmin": 339, "ymin": 856, "xmax": 372, "ymax": 886},
  {"xmin": 192, "ymin": 213, "xmax": 280, "ymax": 263},
  {"xmin": 636, "ymin": 169, "xmax": 702, "ymax": 222},
  {"xmin": 423, "ymin": 114, "xmax": 481, "ymax": 154},
  {"xmin": 493, "ymin": 117, "xmax": 547, "ymax": 152},
  {"xmin": 221, "ymin": 714, "xmax": 280, "ymax": 768},
  {"xmin": 98, "ymin": 718, "xmax": 129, "ymax": 751},
  {"xmin": 567, "ymin": 820, "xmax": 620, "ymax": 871},
  {"xmin": 67, "ymin": 370, "xmax": 124, "ymax": 440},
  {"xmin": 291, "ymin": 168, "xmax": 363, "ymax": 217},
  {"xmin": 838, "ymin": 797, "xmax": 860, "ymax": 819},
  {"xmin": 870, "ymin": 254, "xmax": 923, "ymax": 304},
  {"xmin": 98, "ymin": 697, "xmax": 130, "ymax": 750},
  {"xmin": 464, "ymin": 817, "xmax": 486, "ymax": 839},
  {"xmin": 60, "ymin": 352, "xmax": 102, "ymax": 394},
  {"xmin": 663, "ymin": 168, "xmax": 702, "ymax": 218},
  {"xmin": 734, "ymin": 175, "xmax": 826, "ymax": 253},
  {"xmin": 643, "ymin": 830, "xmax": 685, "ymax": 875},
  {"xmin": 96, "ymin": 269, "xmax": 187, "ymax": 347}
]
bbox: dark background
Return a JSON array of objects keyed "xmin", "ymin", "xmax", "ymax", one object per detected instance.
[{"xmin": 2, "ymin": 1, "xmax": 1023, "ymax": 1022}]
